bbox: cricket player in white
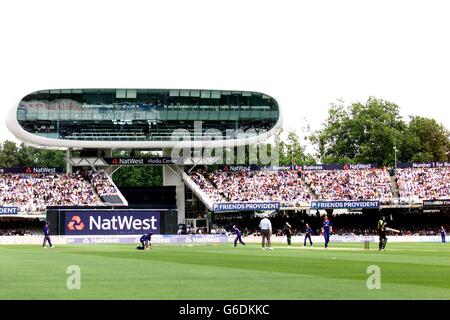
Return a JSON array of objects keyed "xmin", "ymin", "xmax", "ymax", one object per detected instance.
[{"xmin": 259, "ymin": 214, "xmax": 273, "ymax": 250}]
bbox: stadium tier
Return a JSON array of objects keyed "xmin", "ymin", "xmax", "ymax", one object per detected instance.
[
  {"xmin": 396, "ymin": 167, "xmax": 450, "ymax": 204},
  {"xmin": 190, "ymin": 169, "xmax": 311, "ymax": 207},
  {"xmin": 302, "ymin": 168, "xmax": 393, "ymax": 203},
  {"xmin": 0, "ymin": 170, "xmax": 126, "ymax": 214},
  {"xmin": 1, "ymin": 165, "xmax": 449, "ymax": 215},
  {"xmin": 188, "ymin": 166, "xmax": 450, "ymax": 208}
]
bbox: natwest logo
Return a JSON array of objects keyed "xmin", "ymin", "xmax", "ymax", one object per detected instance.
[
  {"xmin": 65, "ymin": 211, "xmax": 160, "ymax": 235},
  {"xmin": 67, "ymin": 215, "xmax": 85, "ymax": 231},
  {"xmin": 89, "ymin": 215, "xmax": 157, "ymax": 231}
]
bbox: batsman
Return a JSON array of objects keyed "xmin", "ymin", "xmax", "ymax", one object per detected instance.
[{"xmin": 377, "ymin": 216, "xmax": 388, "ymax": 251}]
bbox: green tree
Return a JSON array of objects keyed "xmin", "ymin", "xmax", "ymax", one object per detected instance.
[
  {"xmin": 111, "ymin": 150, "xmax": 163, "ymax": 187},
  {"xmin": 35, "ymin": 149, "xmax": 66, "ymax": 167},
  {"xmin": 0, "ymin": 141, "xmax": 19, "ymax": 167},
  {"xmin": 279, "ymin": 131, "xmax": 315, "ymax": 165},
  {"xmin": 310, "ymin": 98, "xmax": 406, "ymax": 166},
  {"xmin": 16, "ymin": 143, "xmax": 39, "ymax": 166},
  {"xmin": 0, "ymin": 141, "xmax": 66, "ymax": 168},
  {"xmin": 399, "ymin": 116, "xmax": 450, "ymax": 162},
  {"xmin": 112, "ymin": 166, "xmax": 163, "ymax": 187}
]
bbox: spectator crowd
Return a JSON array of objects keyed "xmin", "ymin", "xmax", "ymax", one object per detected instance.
[
  {"xmin": 189, "ymin": 170, "xmax": 225, "ymax": 202},
  {"xmin": 396, "ymin": 167, "xmax": 450, "ymax": 204},
  {"xmin": 0, "ymin": 172, "xmax": 103, "ymax": 213},
  {"xmin": 1, "ymin": 166, "xmax": 449, "ymax": 215},
  {"xmin": 190, "ymin": 168, "xmax": 394, "ymax": 206},
  {"xmin": 88, "ymin": 170, "xmax": 119, "ymax": 196},
  {"xmin": 190, "ymin": 167, "xmax": 450, "ymax": 206},
  {"xmin": 190, "ymin": 169, "xmax": 311, "ymax": 207},
  {"xmin": 302, "ymin": 168, "xmax": 393, "ymax": 204}
]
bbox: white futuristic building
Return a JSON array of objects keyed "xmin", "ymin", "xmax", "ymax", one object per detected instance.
[{"xmin": 6, "ymin": 88, "xmax": 282, "ymax": 223}]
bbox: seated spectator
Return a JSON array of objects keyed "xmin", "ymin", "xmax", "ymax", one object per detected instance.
[
  {"xmin": 190, "ymin": 169, "xmax": 311, "ymax": 207},
  {"xmin": 396, "ymin": 167, "xmax": 450, "ymax": 203},
  {"xmin": 303, "ymin": 168, "xmax": 393, "ymax": 204},
  {"xmin": 0, "ymin": 171, "xmax": 104, "ymax": 213},
  {"xmin": 88, "ymin": 170, "xmax": 118, "ymax": 196}
]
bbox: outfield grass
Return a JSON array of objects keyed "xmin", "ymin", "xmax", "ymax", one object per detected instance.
[{"xmin": 0, "ymin": 242, "xmax": 449, "ymax": 299}]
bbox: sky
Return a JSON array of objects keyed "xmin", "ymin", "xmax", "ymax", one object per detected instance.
[{"xmin": 0, "ymin": 0, "xmax": 449, "ymax": 153}]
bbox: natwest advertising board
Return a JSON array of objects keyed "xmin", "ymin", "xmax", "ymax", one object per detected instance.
[{"xmin": 64, "ymin": 210, "xmax": 160, "ymax": 235}]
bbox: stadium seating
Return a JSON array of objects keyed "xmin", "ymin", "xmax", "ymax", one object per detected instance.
[
  {"xmin": 2, "ymin": 165, "xmax": 449, "ymax": 214},
  {"xmin": 396, "ymin": 167, "xmax": 450, "ymax": 204},
  {"xmin": 0, "ymin": 172, "xmax": 104, "ymax": 213},
  {"xmin": 189, "ymin": 166, "xmax": 450, "ymax": 207},
  {"xmin": 189, "ymin": 169, "xmax": 311, "ymax": 207},
  {"xmin": 302, "ymin": 168, "xmax": 393, "ymax": 204},
  {"xmin": 88, "ymin": 170, "xmax": 126, "ymax": 205}
]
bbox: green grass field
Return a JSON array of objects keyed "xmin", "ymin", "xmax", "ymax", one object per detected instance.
[{"xmin": 0, "ymin": 242, "xmax": 449, "ymax": 300}]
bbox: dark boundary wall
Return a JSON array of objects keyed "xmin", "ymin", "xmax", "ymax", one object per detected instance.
[
  {"xmin": 46, "ymin": 207, "xmax": 178, "ymax": 235},
  {"xmin": 118, "ymin": 186, "xmax": 176, "ymax": 209}
]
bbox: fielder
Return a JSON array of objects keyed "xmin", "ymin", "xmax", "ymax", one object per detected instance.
[
  {"xmin": 440, "ymin": 226, "xmax": 446, "ymax": 243},
  {"xmin": 139, "ymin": 233, "xmax": 152, "ymax": 250},
  {"xmin": 42, "ymin": 222, "xmax": 54, "ymax": 249},
  {"xmin": 304, "ymin": 223, "xmax": 313, "ymax": 247},
  {"xmin": 232, "ymin": 225, "xmax": 246, "ymax": 247},
  {"xmin": 322, "ymin": 216, "xmax": 332, "ymax": 249}
]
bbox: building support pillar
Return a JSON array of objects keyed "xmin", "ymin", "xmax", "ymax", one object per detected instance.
[
  {"xmin": 163, "ymin": 148, "xmax": 185, "ymax": 224},
  {"xmin": 66, "ymin": 149, "xmax": 73, "ymax": 173}
]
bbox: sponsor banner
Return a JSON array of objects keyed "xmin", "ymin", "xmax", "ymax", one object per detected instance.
[
  {"xmin": 67, "ymin": 234, "xmax": 228, "ymax": 244},
  {"xmin": 223, "ymin": 164, "xmax": 296, "ymax": 171},
  {"xmin": 213, "ymin": 202, "xmax": 280, "ymax": 212},
  {"xmin": 0, "ymin": 167, "xmax": 63, "ymax": 174},
  {"xmin": 423, "ymin": 199, "xmax": 450, "ymax": 207},
  {"xmin": 0, "ymin": 235, "xmax": 443, "ymax": 245},
  {"xmin": 221, "ymin": 165, "xmax": 252, "ymax": 172},
  {"xmin": 242, "ymin": 235, "xmax": 444, "ymax": 244},
  {"xmin": 311, "ymin": 200, "xmax": 380, "ymax": 209},
  {"xmin": 221, "ymin": 165, "xmax": 297, "ymax": 172},
  {"xmin": 65, "ymin": 210, "xmax": 160, "ymax": 235},
  {"xmin": 259, "ymin": 165, "xmax": 297, "ymax": 171},
  {"xmin": 397, "ymin": 162, "xmax": 450, "ymax": 169},
  {"xmin": 0, "ymin": 206, "xmax": 19, "ymax": 215},
  {"xmin": 220, "ymin": 164, "xmax": 378, "ymax": 172},
  {"xmin": 301, "ymin": 163, "xmax": 378, "ymax": 171},
  {"xmin": 103, "ymin": 157, "xmax": 178, "ymax": 165},
  {"xmin": 0, "ymin": 236, "xmax": 68, "ymax": 245}
]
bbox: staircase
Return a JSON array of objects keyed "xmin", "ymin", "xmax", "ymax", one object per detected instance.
[
  {"xmin": 103, "ymin": 174, "xmax": 128, "ymax": 206},
  {"xmin": 88, "ymin": 171, "xmax": 128, "ymax": 206},
  {"xmin": 180, "ymin": 170, "xmax": 215, "ymax": 211},
  {"xmin": 390, "ymin": 176, "xmax": 400, "ymax": 199},
  {"xmin": 300, "ymin": 175, "xmax": 318, "ymax": 200}
]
